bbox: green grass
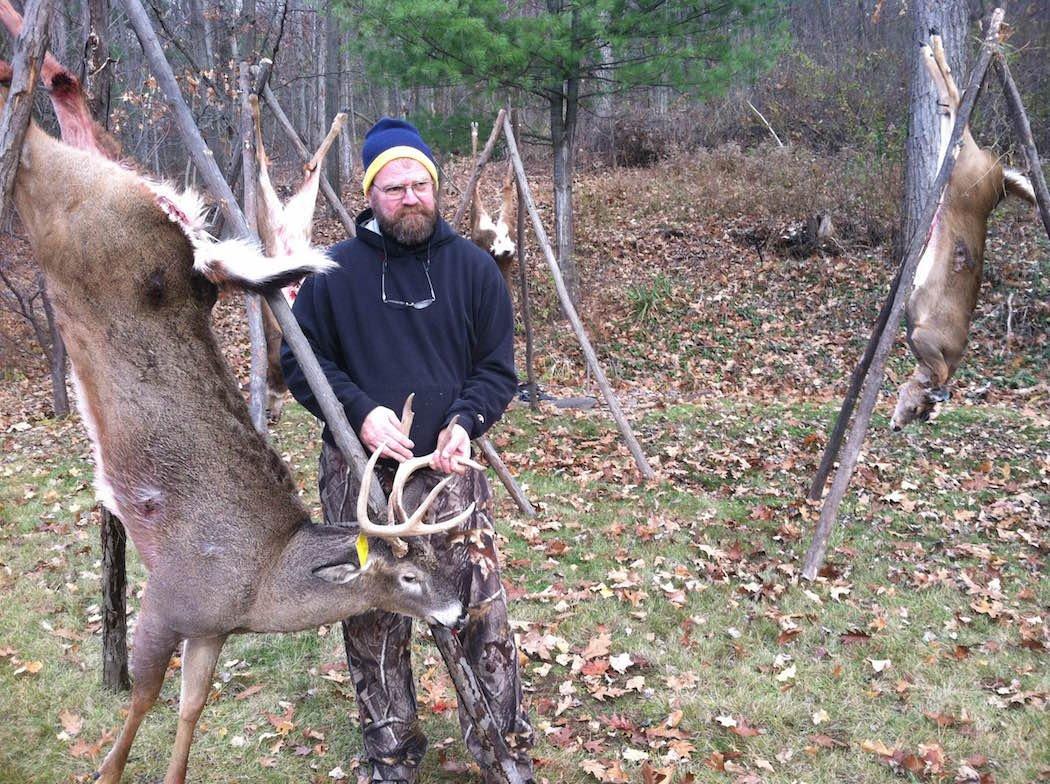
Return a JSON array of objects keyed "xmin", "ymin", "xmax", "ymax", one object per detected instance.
[{"xmin": 2, "ymin": 392, "xmax": 1045, "ymax": 784}]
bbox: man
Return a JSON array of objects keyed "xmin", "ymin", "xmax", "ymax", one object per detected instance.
[{"xmin": 281, "ymin": 118, "xmax": 534, "ymax": 784}]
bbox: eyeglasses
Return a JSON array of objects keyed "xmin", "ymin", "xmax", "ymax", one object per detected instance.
[
  {"xmin": 376, "ymin": 179, "xmax": 434, "ymax": 200},
  {"xmin": 382, "ymin": 256, "xmax": 435, "ymax": 310}
]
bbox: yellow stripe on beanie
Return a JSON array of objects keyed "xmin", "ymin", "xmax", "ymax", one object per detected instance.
[{"xmin": 362, "ymin": 146, "xmax": 440, "ymax": 197}]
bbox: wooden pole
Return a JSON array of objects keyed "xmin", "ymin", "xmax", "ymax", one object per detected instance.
[
  {"xmin": 239, "ymin": 62, "xmax": 268, "ymax": 435},
  {"xmin": 502, "ymin": 116, "xmax": 655, "ymax": 480},
  {"xmin": 994, "ymin": 55, "xmax": 1050, "ymax": 241},
  {"xmin": 513, "ymin": 108, "xmax": 539, "ymax": 410},
  {"xmin": 451, "ymin": 108, "xmax": 507, "ymax": 230},
  {"xmin": 0, "ymin": 0, "xmax": 52, "ymax": 226},
  {"xmin": 120, "ymin": 3, "xmax": 522, "ymax": 769},
  {"xmin": 476, "ymin": 434, "xmax": 535, "ymax": 518},
  {"xmin": 258, "ymin": 80, "xmax": 356, "ymax": 237},
  {"xmin": 801, "ymin": 8, "xmax": 1005, "ymax": 580},
  {"xmin": 808, "ymin": 266, "xmax": 903, "ymax": 500}
]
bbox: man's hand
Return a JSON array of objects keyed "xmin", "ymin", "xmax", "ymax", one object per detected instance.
[
  {"xmin": 432, "ymin": 421, "xmax": 470, "ymax": 474},
  {"xmin": 361, "ymin": 406, "xmax": 415, "ymax": 462}
]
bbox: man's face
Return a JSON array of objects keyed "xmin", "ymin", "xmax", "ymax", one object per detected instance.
[{"xmin": 369, "ymin": 158, "xmax": 438, "ymax": 246}]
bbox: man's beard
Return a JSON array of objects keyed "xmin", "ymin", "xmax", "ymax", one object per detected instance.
[{"xmin": 375, "ymin": 201, "xmax": 438, "ymax": 246}]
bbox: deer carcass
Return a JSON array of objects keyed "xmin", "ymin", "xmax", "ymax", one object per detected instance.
[
  {"xmin": 0, "ymin": 9, "xmax": 476, "ymax": 784},
  {"xmin": 469, "ymin": 162, "xmax": 518, "ymax": 292},
  {"xmin": 891, "ymin": 34, "xmax": 1036, "ymax": 430},
  {"xmin": 252, "ymin": 94, "xmax": 345, "ymax": 421}
]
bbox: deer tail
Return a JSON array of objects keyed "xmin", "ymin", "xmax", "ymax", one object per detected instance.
[
  {"xmin": 148, "ymin": 181, "xmax": 336, "ymax": 292},
  {"xmin": 191, "ymin": 237, "xmax": 336, "ymax": 292}
]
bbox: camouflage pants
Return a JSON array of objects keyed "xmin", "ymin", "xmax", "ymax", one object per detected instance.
[{"xmin": 319, "ymin": 443, "xmax": 535, "ymax": 783}]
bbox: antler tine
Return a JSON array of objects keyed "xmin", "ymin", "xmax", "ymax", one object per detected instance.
[
  {"xmin": 390, "ymin": 453, "xmax": 485, "ymax": 516},
  {"xmin": 391, "ymin": 454, "xmax": 436, "ymax": 521},
  {"xmin": 357, "ymin": 439, "xmax": 388, "ymax": 529},
  {"xmin": 364, "ymin": 453, "xmax": 482, "ymax": 539},
  {"xmin": 387, "ymin": 395, "xmax": 416, "ymax": 523},
  {"xmin": 360, "ymin": 467, "xmax": 475, "ymax": 539},
  {"xmin": 403, "ymin": 475, "xmax": 476, "ymax": 533}
]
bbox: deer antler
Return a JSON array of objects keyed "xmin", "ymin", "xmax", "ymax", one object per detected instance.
[{"xmin": 357, "ymin": 443, "xmax": 483, "ymax": 541}]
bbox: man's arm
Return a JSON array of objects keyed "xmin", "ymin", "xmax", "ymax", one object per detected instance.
[{"xmin": 442, "ymin": 259, "xmax": 517, "ymax": 442}]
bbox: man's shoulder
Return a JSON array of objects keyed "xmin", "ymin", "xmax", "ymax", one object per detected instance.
[
  {"xmin": 328, "ymin": 237, "xmax": 368, "ymax": 264},
  {"xmin": 440, "ymin": 231, "xmax": 502, "ymax": 276}
]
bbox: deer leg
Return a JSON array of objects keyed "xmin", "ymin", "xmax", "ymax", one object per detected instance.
[
  {"xmin": 304, "ymin": 112, "xmax": 347, "ymax": 175},
  {"xmin": 95, "ymin": 610, "xmax": 181, "ymax": 784},
  {"xmin": 262, "ymin": 300, "xmax": 287, "ymax": 422},
  {"xmin": 929, "ymin": 35, "xmax": 961, "ymax": 106},
  {"xmin": 921, "ymin": 42, "xmax": 955, "ymax": 168},
  {"xmin": 281, "ymin": 112, "xmax": 347, "ymax": 240},
  {"xmin": 163, "ymin": 635, "xmax": 227, "ymax": 784}
]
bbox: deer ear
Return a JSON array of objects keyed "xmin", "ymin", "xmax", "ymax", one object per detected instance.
[{"xmin": 313, "ymin": 562, "xmax": 363, "ymax": 584}]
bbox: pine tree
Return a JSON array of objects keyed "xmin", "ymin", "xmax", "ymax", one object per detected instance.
[{"xmin": 343, "ymin": 0, "xmax": 783, "ymax": 304}]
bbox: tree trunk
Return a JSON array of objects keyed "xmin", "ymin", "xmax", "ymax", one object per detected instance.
[
  {"xmin": 83, "ymin": 0, "xmax": 113, "ymax": 126},
  {"xmin": 902, "ymin": 0, "xmax": 969, "ymax": 250},
  {"xmin": 549, "ymin": 87, "xmax": 579, "ymax": 307},
  {"xmin": 340, "ymin": 47, "xmax": 354, "ymax": 184},
  {"xmin": 41, "ymin": 284, "xmax": 69, "ymax": 417},
  {"xmin": 324, "ymin": 5, "xmax": 341, "ymax": 207},
  {"xmin": 100, "ymin": 507, "xmax": 130, "ymax": 691},
  {"xmin": 313, "ymin": 12, "xmax": 325, "ymax": 148},
  {"xmin": 240, "ymin": 0, "xmax": 256, "ymax": 55}
]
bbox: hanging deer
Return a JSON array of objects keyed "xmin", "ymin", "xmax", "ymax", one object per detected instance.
[
  {"xmin": 890, "ymin": 33, "xmax": 1036, "ymax": 430},
  {"xmin": 0, "ymin": 5, "xmax": 481, "ymax": 783},
  {"xmin": 252, "ymin": 95, "xmax": 346, "ymax": 421},
  {"xmin": 469, "ymin": 161, "xmax": 518, "ymax": 293}
]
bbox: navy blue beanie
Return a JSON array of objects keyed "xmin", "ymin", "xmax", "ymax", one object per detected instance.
[{"xmin": 361, "ymin": 117, "xmax": 438, "ymax": 195}]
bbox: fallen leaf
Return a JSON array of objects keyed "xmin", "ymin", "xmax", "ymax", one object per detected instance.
[
  {"xmin": 860, "ymin": 739, "xmax": 895, "ymax": 757},
  {"xmin": 609, "ymin": 652, "xmax": 633, "ymax": 673},
  {"xmin": 13, "ymin": 660, "xmax": 43, "ymax": 676},
  {"xmin": 59, "ymin": 709, "xmax": 83, "ymax": 737}
]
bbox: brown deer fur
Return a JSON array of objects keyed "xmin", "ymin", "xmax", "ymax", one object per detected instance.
[
  {"xmin": 891, "ymin": 35, "xmax": 1036, "ymax": 430},
  {"xmin": 0, "ymin": 7, "xmax": 465, "ymax": 783}
]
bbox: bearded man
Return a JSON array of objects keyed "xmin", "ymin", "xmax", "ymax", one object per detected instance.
[{"xmin": 280, "ymin": 118, "xmax": 534, "ymax": 784}]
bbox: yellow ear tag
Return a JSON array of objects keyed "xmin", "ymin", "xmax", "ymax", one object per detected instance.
[{"xmin": 356, "ymin": 534, "xmax": 369, "ymax": 568}]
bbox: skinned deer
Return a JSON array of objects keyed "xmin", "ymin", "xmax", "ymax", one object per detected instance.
[
  {"xmin": 0, "ymin": 7, "xmax": 476, "ymax": 782},
  {"xmin": 252, "ymin": 94, "xmax": 346, "ymax": 420},
  {"xmin": 891, "ymin": 34, "xmax": 1036, "ymax": 430},
  {"xmin": 469, "ymin": 161, "xmax": 518, "ymax": 291}
]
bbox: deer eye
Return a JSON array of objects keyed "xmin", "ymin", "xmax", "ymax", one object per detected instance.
[{"xmin": 401, "ymin": 573, "xmax": 417, "ymax": 584}]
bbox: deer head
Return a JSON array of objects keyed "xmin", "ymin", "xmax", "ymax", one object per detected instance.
[
  {"xmin": 890, "ymin": 376, "xmax": 949, "ymax": 431},
  {"xmin": 891, "ymin": 32, "xmax": 1035, "ymax": 431}
]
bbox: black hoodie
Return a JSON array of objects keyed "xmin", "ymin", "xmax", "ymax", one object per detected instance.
[{"xmin": 280, "ymin": 210, "xmax": 516, "ymax": 455}]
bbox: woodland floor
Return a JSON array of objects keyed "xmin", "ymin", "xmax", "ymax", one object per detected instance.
[{"xmin": 0, "ymin": 149, "xmax": 1047, "ymax": 783}]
